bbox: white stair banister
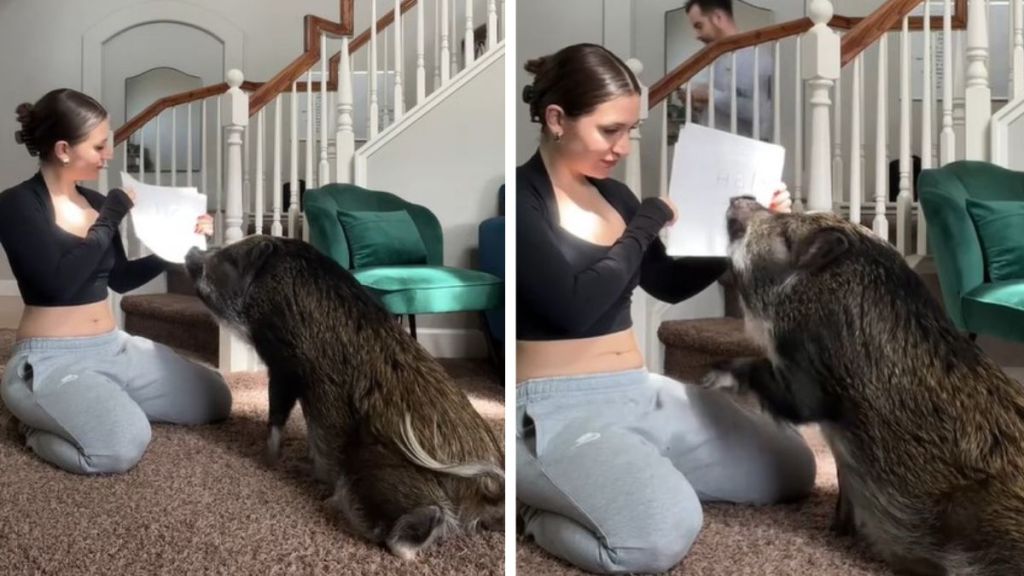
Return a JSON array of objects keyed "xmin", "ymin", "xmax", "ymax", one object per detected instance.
[
  {"xmin": 441, "ymin": 0, "xmax": 450, "ymax": 84},
  {"xmin": 897, "ymin": 15, "xmax": 912, "ymax": 255},
  {"xmin": 370, "ymin": 0, "xmax": 380, "ymax": 137},
  {"xmin": 171, "ymin": 106, "xmax": 177, "ymax": 186},
  {"xmin": 731, "ymin": 51, "xmax": 738, "ymax": 134},
  {"xmin": 201, "ymin": 101, "xmax": 207, "ymax": 203},
  {"xmin": 306, "ymin": 69, "xmax": 315, "ymax": 200},
  {"xmin": 773, "ymin": 41, "xmax": 781, "ymax": 145},
  {"xmin": 832, "ymin": 67, "xmax": 843, "ymax": 204},
  {"xmin": 464, "ymin": 0, "xmax": 474, "ymax": 67},
  {"xmin": 918, "ymin": 1, "xmax": 933, "ymax": 257},
  {"xmin": 417, "ymin": 0, "xmax": 426, "ymax": 104},
  {"xmin": 255, "ymin": 108, "xmax": 265, "ymax": 235},
  {"xmin": 222, "ymin": 69, "xmax": 247, "ymax": 245},
  {"xmin": 794, "ymin": 36, "xmax": 803, "ymax": 211},
  {"xmin": 965, "ymin": 0, "xmax": 991, "ymax": 160},
  {"xmin": 289, "ymin": 80, "xmax": 299, "ymax": 238},
  {"xmin": 156, "ymin": 114, "xmax": 161, "ymax": 185},
  {"xmin": 1015, "ymin": 0, "xmax": 1024, "ymax": 99},
  {"xmin": 216, "ymin": 99, "xmax": 224, "ymax": 243},
  {"xmin": 243, "ymin": 107, "xmax": 251, "ymax": 233},
  {"xmin": 336, "ymin": 36, "xmax": 355, "ymax": 184},
  {"xmin": 802, "ymin": 0, "xmax": 839, "ymax": 213},
  {"xmin": 941, "ymin": 0, "xmax": 956, "ymax": 165},
  {"xmin": 394, "ymin": 0, "xmax": 405, "ymax": 121},
  {"xmin": 753, "ymin": 45, "xmax": 760, "ymax": 141},
  {"xmin": 487, "ymin": 0, "xmax": 497, "ymax": 51},
  {"xmin": 273, "ymin": 94, "xmax": 283, "ymax": 237},
  {"xmin": 137, "ymin": 123, "xmax": 144, "ymax": 183},
  {"xmin": 320, "ymin": 34, "xmax": 331, "ymax": 185},
  {"xmin": 849, "ymin": 53, "xmax": 863, "ymax": 225},
  {"xmin": 874, "ymin": 35, "xmax": 890, "ymax": 240},
  {"xmin": 187, "ymin": 102, "xmax": 193, "ymax": 187}
]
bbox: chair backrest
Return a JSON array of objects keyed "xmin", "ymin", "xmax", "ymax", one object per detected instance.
[
  {"xmin": 918, "ymin": 161, "xmax": 1024, "ymax": 329},
  {"xmin": 304, "ymin": 183, "xmax": 444, "ymax": 270}
]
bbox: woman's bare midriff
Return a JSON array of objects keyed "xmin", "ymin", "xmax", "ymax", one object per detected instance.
[
  {"xmin": 16, "ymin": 299, "xmax": 116, "ymax": 341},
  {"xmin": 516, "ymin": 327, "xmax": 644, "ymax": 385}
]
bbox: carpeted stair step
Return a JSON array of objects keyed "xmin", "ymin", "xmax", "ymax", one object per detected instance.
[
  {"xmin": 121, "ymin": 293, "xmax": 218, "ymax": 365},
  {"xmin": 658, "ymin": 317, "xmax": 761, "ymax": 383},
  {"xmin": 165, "ymin": 264, "xmax": 196, "ymax": 296}
]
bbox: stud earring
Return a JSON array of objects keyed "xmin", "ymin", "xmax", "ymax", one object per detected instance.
[
  {"xmin": 60, "ymin": 157, "xmax": 69, "ymax": 165},
  {"xmin": 554, "ymin": 132, "xmax": 562, "ymax": 143}
]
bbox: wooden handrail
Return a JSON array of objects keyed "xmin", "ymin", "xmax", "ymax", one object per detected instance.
[
  {"xmin": 649, "ymin": 0, "xmax": 967, "ymax": 107},
  {"xmin": 248, "ymin": 1, "xmax": 354, "ymax": 116},
  {"xmin": 115, "ymin": 0, "xmax": 423, "ymax": 144},
  {"xmin": 841, "ymin": 0, "xmax": 965, "ymax": 66},
  {"xmin": 114, "ymin": 81, "xmax": 261, "ymax": 146}
]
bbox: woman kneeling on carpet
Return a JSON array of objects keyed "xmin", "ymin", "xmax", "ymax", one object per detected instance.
[
  {"xmin": 516, "ymin": 43, "xmax": 816, "ymax": 574},
  {"xmin": 0, "ymin": 89, "xmax": 231, "ymax": 475}
]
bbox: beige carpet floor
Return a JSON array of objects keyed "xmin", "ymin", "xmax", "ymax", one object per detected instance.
[{"xmin": 0, "ymin": 329, "xmax": 505, "ymax": 575}]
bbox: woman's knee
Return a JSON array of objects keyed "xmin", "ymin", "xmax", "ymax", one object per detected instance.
[
  {"xmin": 201, "ymin": 369, "xmax": 232, "ymax": 422},
  {"xmin": 752, "ymin": 425, "xmax": 817, "ymax": 504},
  {"xmin": 610, "ymin": 484, "xmax": 703, "ymax": 573}
]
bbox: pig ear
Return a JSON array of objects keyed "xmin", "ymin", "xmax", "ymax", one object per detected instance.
[
  {"xmin": 242, "ymin": 238, "xmax": 276, "ymax": 283},
  {"xmin": 793, "ymin": 228, "xmax": 851, "ymax": 273}
]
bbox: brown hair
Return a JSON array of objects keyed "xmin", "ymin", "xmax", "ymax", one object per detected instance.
[
  {"xmin": 685, "ymin": 0, "xmax": 734, "ymax": 18},
  {"xmin": 14, "ymin": 89, "xmax": 108, "ymax": 162},
  {"xmin": 522, "ymin": 43, "xmax": 640, "ymax": 132}
]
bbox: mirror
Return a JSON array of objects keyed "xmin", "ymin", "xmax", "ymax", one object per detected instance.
[{"xmin": 125, "ymin": 67, "xmax": 203, "ymax": 183}]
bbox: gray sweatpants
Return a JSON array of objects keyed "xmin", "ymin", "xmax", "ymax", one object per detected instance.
[
  {"xmin": 517, "ymin": 369, "xmax": 816, "ymax": 574},
  {"xmin": 1, "ymin": 329, "xmax": 232, "ymax": 475}
]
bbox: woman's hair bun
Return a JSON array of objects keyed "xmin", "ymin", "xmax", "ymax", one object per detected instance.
[{"xmin": 523, "ymin": 57, "xmax": 546, "ymax": 76}]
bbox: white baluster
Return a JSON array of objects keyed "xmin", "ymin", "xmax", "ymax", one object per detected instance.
[
  {"xmin": 773, "ymin": 41, "xmax": 781, "ymax": 145},
  {"xmin": 753, "ymin": 45, "xmax": 760, "ymax": 141},
  {"xmin": 625, "ymin": 59, "xmax": 647, "ymax": 195},
  {"xmin": 337, "ymin": 36, "xmax": 355, "ymax": 184},
  {"xmin": 941, "ymin": 0, "xmax": 956, "ymax": 165},
  {"xmin": 954, "ymin": 30, "xmax": 967, "ymax": 161},
  {"xmin": 306, "ymin": 70, "xmax": 314, "ymax": 194},
  {"xmin": 243, "ymin": 111, "xmax": 251, "ymax": 233},
  {"xmin": 965, "ymin": 0, "xmax": 991, "ymax": 160},
  {"xmin": 685, "ymin": 80, "xmax": 693, "ymax": 124},
  {"xmin": 487, "ymin": 0, "xmax": 497, "ymax": 51},
  {"xmin": 370, "ymin": 0, "xmax": 380, "ymax": 137},
  {"xmin": 794, "ymin": 35, "xmax": 804, "ymax": 211},
  {"xmin": 850, "ymin": 54, "xmax": 863, "ymax": 225},
  {"xmin": 919, "ymin": 1, "xmax": 933, "ymax": 258},
  {"xmin": 155, "ymin": 113, "xmax": 161, "ymax": 186},
  {"xmin": 255, "ymin": 108, "xmax": 265, "ymax": 235},
  {"xmin": 730, "ymin": 51, "xmax": 738, "ymax": 134},
  {"xmin": 451, "ymin": 0, "xmax": 458, "ymax": 74},
  {"xmin": 804, "ymin": 0, "xmax": 839, "ymax": 213},
  {"xmin": 417, "ymin": 0, "xmax": 426, "ymax": 104},
  {"xmin": 433, "ymin": 0, "xmax": 441, "ymax": 91},
  {"xmin": 384, "ymin": 28, "xmax": 391, "ymax": 128},
  {"xmin": 500, "ymin": 0, "xmax": 505, "ymax": 41},
  {"xmin": 201, "ymin": 100, "xmax": 207, "ymax": 202},
  {"xmin": 216, "ymin": 98, "xmax": 223, "ymax": 244},
  {"xmin": 137, "ymin": 123, "xmax": 144, "ymax": 183},
  {"xmin": 222, "ymin": 69, "xmax": 247, "ymax": 245},
  {"xmin": 320, "ymin": 36, "xmax": 330, "ymax": 185},
  {"xmin": 394, "ymin": 1, "xmax": 404, "ymax": 121},
  {"xmin": 441, "ymin": 0, "xmax": 450, "ymax": 84},
  {"xmin": 874, "ymin": 35, "xmax": 890, "ymax": 240},
  {"xmin": 1015, "ymin": 0, "xmax": 1024, "ymax": 98},
  {"xmin": 290, "ymin": 81, "xmax": 299, "ymax": 238},
  {"xmin": 273, "ymin": 94, "xmax": 283, "ymax": 237},
  {"xmin": 464, "ymin": 0, "xmax": 474, "ymax": 67},
  {"xmin": 187, "ymin": 102, "xmax": 193, "ymax": 187},
  {"xmin": 171, "ymin": 106, "xmax": 177, "ymax": 186},
  {"xmin": 709, "ymin": 58, "xmax": 716, "ymax": 128},
  {"xmin": 832, "ymin": 68, "xmax": 843, "ymax": 204},
  {"xmin": 897, "ymin": 16, "xmax": 913, "ymax": 255}
]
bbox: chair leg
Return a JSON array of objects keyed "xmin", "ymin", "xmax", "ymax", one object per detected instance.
[
  {"xmin": 409, "ymin": 315, "xmax": 417, "ymax": 340},
  {"xmin": 480, "ymin": 312, "xmax": 502, "ymax": 374},
  {"xmin": 969, "ymin": 332, "xmax": 978, "ymax": 342}
]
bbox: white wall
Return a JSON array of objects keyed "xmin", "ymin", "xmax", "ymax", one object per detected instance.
[{"xmin": 362, "ymin": 50, "xmax": 503, "ymax": 354}]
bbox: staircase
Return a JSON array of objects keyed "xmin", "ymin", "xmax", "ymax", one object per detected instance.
[
  {"xmin": 637, "ymin": 0, "xmax": 1024, "ymax": 380},
  {"xmin": 103, "ymin": 0, "xmax": 505, "ymax": 370}
]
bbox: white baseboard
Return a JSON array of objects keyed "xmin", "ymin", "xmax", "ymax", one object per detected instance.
[
  {"xmin": 0, "ymin": 280, "xmax": 19, "ymax": 297},
  {"xmin": 413, "ymin": 328, "xmax": 489, "ymax": 359}
]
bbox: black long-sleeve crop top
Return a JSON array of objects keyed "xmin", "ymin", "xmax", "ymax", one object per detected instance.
[
  {"xmin": 517, "ymin": 151, "xmax": 730, "ymax": 341},
  {"xmin": 0, "ymin": 172, "xmax": 167, "ymax": 306}
]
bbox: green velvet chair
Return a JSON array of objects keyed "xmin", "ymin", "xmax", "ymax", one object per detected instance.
[
  {"xmin": 303, "ymin": 183, "xmax": 503, "ymax": 340},
  {"xmin": 918, "ymin": 161, "xmax": 1024, "ymax": 343}
]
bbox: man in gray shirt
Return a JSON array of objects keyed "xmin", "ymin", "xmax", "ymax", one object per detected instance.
[{"xmin": 678, "ymin": 0, "xmax": 774, "ymax": 141}]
